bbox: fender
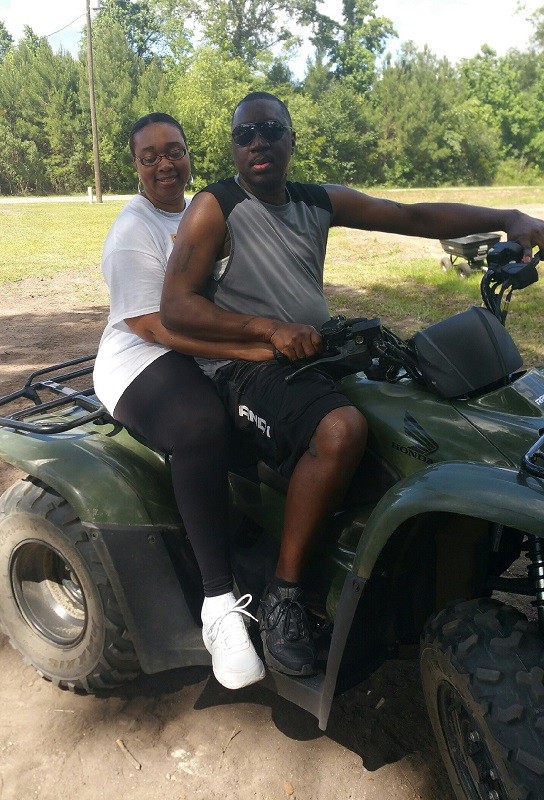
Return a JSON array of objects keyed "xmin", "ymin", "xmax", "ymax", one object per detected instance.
[
  {"xmin": 315, "ymin": 461, "xmax": 544, "ymax": 731},
  {"xmin": 352, "ymin": 461, "xmax": 544, "ymax": 579},
  {"xmin": 0, "ymin": 423, "xmax": 201, "ymax": 675},
  {"xmin": 0, "ymin": 422, "xmax": 179, "ymax": 527}
]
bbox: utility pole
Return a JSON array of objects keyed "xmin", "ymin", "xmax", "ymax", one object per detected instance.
[{"xmin": 86, "ymin": 0, "xmax": 103, "ymax": 203}]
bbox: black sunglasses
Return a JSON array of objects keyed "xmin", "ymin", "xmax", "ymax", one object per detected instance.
[{"xmin": 231, "ymin": 120, "xmax": 292, "ymax": 147}]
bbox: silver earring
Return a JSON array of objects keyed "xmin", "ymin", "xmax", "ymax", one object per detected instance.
[{"xmin": 138, "ymin": 177, "xmax": 144, "ymax": 193}]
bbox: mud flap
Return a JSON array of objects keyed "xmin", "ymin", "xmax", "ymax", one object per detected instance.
[
  {"xmin": 85, "ymin": 522, "xmax": 210, "ymax": 674},
  {"xmin": 261, "ymin": 572, "xmax": 366, "ymax": 730}
]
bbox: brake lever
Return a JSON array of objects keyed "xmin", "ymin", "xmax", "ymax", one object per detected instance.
[
  {"xmin": 273, "ymin": 346, "xmax": 343, "ymax": 380},
  {"xmin": 283, "ymin": 339, "xmax": 369, "ymax": 384},
  {"xmin": 274, "ymin": 316, "xmax": 382, "ymax": 383}
]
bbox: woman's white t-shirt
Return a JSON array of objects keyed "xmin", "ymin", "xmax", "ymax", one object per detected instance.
[{"xmin": 93, "ymin": 193, "xmax": 185, "ymax": 414}]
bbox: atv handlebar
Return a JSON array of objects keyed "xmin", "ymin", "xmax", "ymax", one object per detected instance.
[
  {"xmin": 277, "ymin": 241, "xmax": 540, "ymax": 386},
  {"xmin": 276, "ymin": 316, "xmax": 383, "ymax": 383},
  {"xmin": 482, "ymin": 242, "xmax": 540, "ymax": 323}
]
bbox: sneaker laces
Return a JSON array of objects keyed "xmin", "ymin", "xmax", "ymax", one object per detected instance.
[
  {"xmin": 206, "ymin": 594, "xmax": 258, "ymax": 640},
  {"xmin": 261, "ymin": 595, "xmax": 309, "ymax": 642}
]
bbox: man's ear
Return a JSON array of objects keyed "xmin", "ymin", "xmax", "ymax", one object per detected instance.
[{"xmin": 291, "ymin": 130, "xmax": 297, "ymax": 154}]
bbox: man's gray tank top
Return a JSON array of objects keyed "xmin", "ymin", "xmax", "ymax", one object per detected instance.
[{"xmin": 196, "ymin": 176, "xmax": 333, "ymax": 377}]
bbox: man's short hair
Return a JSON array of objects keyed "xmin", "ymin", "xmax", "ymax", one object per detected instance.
[{"xmin": 232, "ymin": 92, "xmax": 292, "ymax": 126}]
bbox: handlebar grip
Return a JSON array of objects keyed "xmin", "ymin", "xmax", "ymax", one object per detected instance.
[{"xmin": 274, "ymin": 349, "xmax": 290, "ymax": 365}]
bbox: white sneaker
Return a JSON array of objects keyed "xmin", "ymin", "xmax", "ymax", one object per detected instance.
[{"xmin": 201, "ymin": 593, "xmax": 265, "ymax": 690}]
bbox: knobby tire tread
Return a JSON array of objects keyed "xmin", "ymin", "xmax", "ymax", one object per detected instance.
[
  {"xmin": 422, "ymin": 597, "xmax": 544, "ymax": 800},
  {"xmin": 0, "ymin": 478, "xmax": 141, "ymax": 693}
]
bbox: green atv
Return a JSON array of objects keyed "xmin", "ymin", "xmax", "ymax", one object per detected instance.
[{"xmin": 1, "ymin": 242, "xmax": 543, "ymax": 800}]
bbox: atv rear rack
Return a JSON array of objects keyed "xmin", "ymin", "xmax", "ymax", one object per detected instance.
[{"xmin": 0, "ymin": 354, "xmax": 107, "ymax": 434}]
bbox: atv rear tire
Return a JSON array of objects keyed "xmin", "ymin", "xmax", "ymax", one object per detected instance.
[
  {"xmin": 0, "ymin": 478, "xmax": 141, "ymax": 692},
  {"xmin": 421, "ymin": 598, "xmax": 544, "ymax": 800}
]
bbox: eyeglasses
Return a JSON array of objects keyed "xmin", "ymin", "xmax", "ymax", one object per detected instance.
[
  {"xmin": 135, "ymin": 147, "xmax": 187, "ymax": 167},
  {"xmin": 231, "ymin": 120, "xmax": 292, "ymax": 147}
]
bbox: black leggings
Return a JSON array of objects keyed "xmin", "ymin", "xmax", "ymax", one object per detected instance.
[{"xmin": 114, "ymin": 350, "xmax": 233, "ymax": 596}]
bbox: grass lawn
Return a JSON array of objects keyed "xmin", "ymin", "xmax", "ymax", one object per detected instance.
[
  {"xmin": 2, "ymin": 187, "xmax": 543, "ymax": 364},
  {"xmin": 0, "ymin": 200, "xmax": 125, "ymax": 283}
]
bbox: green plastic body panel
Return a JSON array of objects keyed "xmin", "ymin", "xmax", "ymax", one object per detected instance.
[
  {"xmin": 0, "ymin": 421, "xmax": 179, "ymax": 526},
  {"xmin": 228, "ymin": 369, "xmax": 544, "ymax": 621},
  {"xmin": 339, "ymin": 368, "xmax": 544, "ymax": 474},
  {"xmin": 352, "ymin": 461, "xmax": 544, "ymax": 579},
  {"xmin": 338, "ymin": 373, "xmax": 511, "ymax": 475},
  {"xmin": 454, "ymin": 368, "xmax": 544, "ymax": 464}
]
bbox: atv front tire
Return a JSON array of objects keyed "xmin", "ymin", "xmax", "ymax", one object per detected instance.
[
  {"xmin": 421, "ymin": 598, "xmax": 544, "ymax": 800},
  {"xmin": 0, "ymin": 478, "xmax": 141, "ymax": 692}
]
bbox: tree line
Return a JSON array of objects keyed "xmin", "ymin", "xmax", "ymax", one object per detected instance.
[{"xmin": 1, "ymin": 0, "xmax": 544, "ymax": 196}]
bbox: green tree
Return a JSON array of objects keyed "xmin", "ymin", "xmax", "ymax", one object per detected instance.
[
  {"xmin": 288, "ymin": 82, "xmax": 377, "ymax": 184},
  {"xmin": 460, "ymin": 46, "xmax": 538, "ymax": 161},
  {"xmin": 310, "ymin": 0, "xmax": 395, "ymax": 94},
  {"xmin": 373, "ymin": 45, "xmax": 499, "ymax": 186},
  {"xmin": 0, "ymin": 20, "xmax": 13, "ymax": 61},
  {"xmin": 530, "ymin": 4, "xmax": 544, "ymax": 49},
  {"xmin": 43, "ymin": 55, "xmax": 88, "ymax": 192},
  {"xmin": 302, "ymin": 54, "xmax": 332, "ymax": 100},
  {"xmin": 0, "ymin": 123, "xmax": 42, "ymax": 194},
  {"xmin": 264, "ymin": 58, "xmax": 296, "ymax": 89},
  {"xmin": 94, "ymin": 0, "xmax": 162, "ymax": 59},
  {"xmin": 83, "ymin": 19, "xmax": 142, "ymax": 190},
  {"xmin": 149, "ymin": 0, "xmax": 194, "ymax": 65},
  {"xmin": 158, "ymin": 0, "xmax": 318, "ymax": 67},
  {"xmin": 0, "ymin": 28, "xmax": 86, "ymax": 193},
  {"xmin": 172, "ymin": 48, "xmax": 255, "ymax": 186},
  {"xmin": 132, "ymin": 56, "xmax": 176, "ymax": 120}
]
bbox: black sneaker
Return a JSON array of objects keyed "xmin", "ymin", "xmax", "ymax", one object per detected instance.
[{"xmin": 258, "ymin": 584, "xmax": 316, "ymax": 676}]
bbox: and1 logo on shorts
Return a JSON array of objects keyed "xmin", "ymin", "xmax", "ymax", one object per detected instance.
[{"xmin": 238, "ymin": 404, "xmax": 271, "ymax": 438}]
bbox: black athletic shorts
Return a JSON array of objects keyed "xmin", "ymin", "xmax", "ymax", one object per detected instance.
[{"xmin": 213, "ymin": 360, "xmax": 354, "ymax": 478}]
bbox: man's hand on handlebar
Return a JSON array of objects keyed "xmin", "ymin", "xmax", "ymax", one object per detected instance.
[
  {"xmin": 269, "ymin": 322, "xmax": 322, "ymax": 361},
  {"xmin": 503, "ymin": 212, "xmax": 544, "ymax": 262}
]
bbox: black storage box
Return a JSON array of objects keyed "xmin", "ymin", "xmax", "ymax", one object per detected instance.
[{"xmin": 410, "ymin": 306, "xmax": 523, "ymax": 398}]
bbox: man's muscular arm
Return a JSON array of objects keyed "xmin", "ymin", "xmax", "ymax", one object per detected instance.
[
  {"xmin": 325, "ymin": 184, "xmax": 544, "ymax": 260},
  {"xmin": 161, "ymin": 191, "xmax": 322, "ymax": 360},
  {"xmin": 126, "ymin": 312, "xmax": 274, "ymax": 361}
]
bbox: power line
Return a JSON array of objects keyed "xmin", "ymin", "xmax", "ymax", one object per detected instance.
[{"xmin": 45, "ymin": 14, "xmax": 85, "ymax": 39}]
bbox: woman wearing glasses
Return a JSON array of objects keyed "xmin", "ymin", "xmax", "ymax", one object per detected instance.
[{"xmin": 93, "ymin": 113, "xmax": 272, "ymax": 690}]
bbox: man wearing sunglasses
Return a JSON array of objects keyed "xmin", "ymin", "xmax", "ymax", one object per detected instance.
[{"xmin": 162, "ymin": 91, "xmax": 544, "ymax": 679}]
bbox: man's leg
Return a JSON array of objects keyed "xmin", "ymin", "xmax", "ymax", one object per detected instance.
[
  {"xmin": 276, "ymin": 405, "xmax": 368, "ymax": 582},
  {"xmin": 260, "ymin": 406, "xmax": 367, "ymax": 675}
]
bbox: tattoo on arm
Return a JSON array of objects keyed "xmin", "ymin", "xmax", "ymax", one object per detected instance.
[
  {"xmin": 382, "ymin": 199, "xmax": 404, "ymax": 210},
  {"xmin": 172, "ymin": 243, "xmax": 194, "ymax": 275}
]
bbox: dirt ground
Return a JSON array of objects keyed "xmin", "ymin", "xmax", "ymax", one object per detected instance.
[{"xmin": 0, "ymin": 210, "xmax": 542, "ymax": 800}]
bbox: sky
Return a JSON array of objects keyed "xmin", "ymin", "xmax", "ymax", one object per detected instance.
[{"xmin": 0, "ymin": 0, "xmax": 542, "ymax": 71}]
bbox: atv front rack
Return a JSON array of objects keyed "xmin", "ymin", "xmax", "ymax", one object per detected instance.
[{"xmin": 0, "ymin": 354, "xmax": 107, "ymax": 434}]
